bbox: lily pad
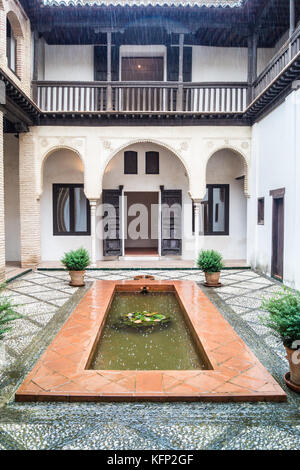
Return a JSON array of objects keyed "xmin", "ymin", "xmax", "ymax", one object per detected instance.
[{"xmin": 112, "ymin": 311, "xmax": 171, "ymax": 330}]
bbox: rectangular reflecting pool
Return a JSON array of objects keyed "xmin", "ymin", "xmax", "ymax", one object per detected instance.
[
  {"xmin": 15, "ymin": 280, "xmax": 286, "ymax": 403},
  {"xmin": 90, "ymin": 292, "xmax": 207, "ymax": 370}
]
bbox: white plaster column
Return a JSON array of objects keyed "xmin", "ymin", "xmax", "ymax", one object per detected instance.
[
  {"xmin": 19, "ymin": 132, "xmax": 41, "ymax": 268},
  {"xmin": 193, "ymin": 200, "xmax": 201, "ymax": 266},
  {"xmin": 193, "ymin": 199, "xmax": 205, "ymax": 267},
  {"xmin": 0, "ymin": 110, "xmax": 5, "ymax": 282},
  {"xmin": 89, "ymin": 199, "xmax": 98, "ymax": 266}
]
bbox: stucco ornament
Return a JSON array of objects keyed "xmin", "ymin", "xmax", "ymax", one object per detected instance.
[
  {"xmin": 103, "ymin": 140, "xmax": 113, "ymax": 150},
  {"xmin": 179, "ymin": 141, "xmax": 189, "ymax": 152},
  {"xmin": 40, "ymin": 138, "xmax": 49, "ymax": 148}
]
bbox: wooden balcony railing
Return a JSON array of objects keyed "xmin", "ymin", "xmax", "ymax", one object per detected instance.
[
  {"xmin": 33, "ymin": 81, "xmax": 248, "ymax": 114},
  {"xmin": 253, "ymin": 25, "xmax": 300, "ymax": 100}
]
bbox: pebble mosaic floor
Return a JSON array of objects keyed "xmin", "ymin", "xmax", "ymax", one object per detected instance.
[{"xmin": 0, "ymin": 269, "xmax": 299, "ymax": 450}]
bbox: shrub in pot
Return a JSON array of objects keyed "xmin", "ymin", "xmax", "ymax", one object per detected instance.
[
  {"xmin": 61, "ymin": 248, "xmax": 90, "ymax": 287},
  {"xmin": 197, "ymin": 249, "xmax": 224, "ymax": 286},
  {"xmin": 261, "ymin": 288, "xmax": 300, "ymax": 390}
]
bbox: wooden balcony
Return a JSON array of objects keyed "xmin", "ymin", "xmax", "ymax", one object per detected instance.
[
  {"xmin": 253, "ymin": 25, "xmax": 300, "ymax": 100},
  {"xmin": 31, "ymin": 24, "xmax": 300, "ymax": 122},
  {"xmin": 33, "ymin": 81, "xmax": 248, "ymax": 115}
]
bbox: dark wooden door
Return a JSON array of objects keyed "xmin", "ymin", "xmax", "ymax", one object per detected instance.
[
  {"xmin": 271, "ymin": 197, "xmax": 284, "ymax": 280},
  {"xmin": 121, "ymin": 57, "xmax": 164, "ymax": 81},
  {"xmin": 102, "ymin": 188, "xmax": 122, "ymax": 257},
  {"xmin": 161, "ymin": 188, "xmax": 182, "ymax": 256}
]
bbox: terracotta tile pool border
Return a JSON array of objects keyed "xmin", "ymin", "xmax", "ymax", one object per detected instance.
[{"xmin": 15, "ymin": 280, "xmax": 286, "ymax": 403}]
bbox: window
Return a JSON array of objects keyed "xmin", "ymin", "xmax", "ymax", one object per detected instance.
[
  {"xmin": 6, "ymin": 19, "xmax": 16, "ymax": 73},
  {"xmin": 124, "ymin": 151, "xmax": 138, "ymax": 174},
  {"xmin": 193, "ymin": 184, "xmax": 229, "ymax": 235},
  {"xmin": 257, "ymin": 197, "xmax": 265, "ymax": 225},
  {"xmin": 146, "ymin": 151, "xmax": 159, "ymax": 174},
  {"xmin": 53, "ymin": 184, "xmax": 90, "ymax": 235}
]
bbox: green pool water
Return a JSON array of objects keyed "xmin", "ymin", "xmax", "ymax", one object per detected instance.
[{"xmin": 90, "ymin": 292, "xmax": 208, "ymax": 370}]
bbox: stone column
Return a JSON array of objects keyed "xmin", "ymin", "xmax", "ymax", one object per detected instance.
[
  {"xmin": 0, "ymin": 111, "xmax": 6, "ymax": 283},
  {"xmin": 193, "ymin": 199, "xmax": 205, "ymax": 267},
  {"xmin": 19, "ymin": 132, "xmax": 41, "ymax": 268},
  {"xmin": 193, "ymin": 201, "xmax": 201, "ymax": 266},
  {"xmin": 90, "ymin": 199, "xmax": 98, "ymax": 266}
]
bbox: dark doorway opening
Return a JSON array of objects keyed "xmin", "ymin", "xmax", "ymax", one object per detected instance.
[
  {"xmin": 271, "ymin": 190, "xmax": 285, "ymax": 280},
  {"xmin": 125, "ymin": 191, "xmax": 159, "ymax": 256},
  {"xmin": 121, "ymin": 57, "xmax": 164, "ymax": 81}
]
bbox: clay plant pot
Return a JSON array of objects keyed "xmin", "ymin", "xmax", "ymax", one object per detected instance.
[
  {"xmin": 69, "ymin": 270, "xmax": 85, "ymax": 287},
  {"xmin": 204, "ymin": 272, "xmax": 221, "ymax": 286},
  {"xmin": 285, "ymin": 346, "xmax": 300, "ymax": 387}
]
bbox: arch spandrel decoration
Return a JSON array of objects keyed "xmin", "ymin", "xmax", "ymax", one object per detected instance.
[
  {"xmin": 38, "ymin": 140, "xmax": 86, "ymax": 199},
  {"xmin": 101, "ymin": 137, "xmax": 192, "ymax": 191}
]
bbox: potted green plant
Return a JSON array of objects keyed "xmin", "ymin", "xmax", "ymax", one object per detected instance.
[
  {"xmin": 197, "ymin": 249, "xmax": 224, "ymax": 286},
  {"xmin": 261, "ymin": 288, "xmax": 300, "ymax": 392},
  {"xmin": 61, "ymin": 247, "xmax": 90, "ymax": 287}
]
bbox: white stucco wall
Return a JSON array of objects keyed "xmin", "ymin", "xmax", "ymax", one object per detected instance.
[
  {"xmin": 4, "ymin": 135, "xmax": 20, "ymax": 261},
  {"xmin": 192, "ymin": 46, "xmax": 274, "ymax": 82},
  {"xmin": 40, "ymin": 43, "xmax": 274, "ymax": 84},
  {"xmin": 248, "ymin": 87, "xmax": 300, "ymax": 289},
  {"xmin": 41, "ymin": 150, "xmax": 92, "ymax": 260},
  {"xmin": 30, "ymin": 125, "xmax": 251, "ymax": 261},
  {"xmin": 44, "ymin": 44, "xmax": 94, "ymax": 81}
]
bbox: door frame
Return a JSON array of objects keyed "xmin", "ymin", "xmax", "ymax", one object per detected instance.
[{"xmin": 270, "ymin": 188, "xmax": 285, "ymax": 281}]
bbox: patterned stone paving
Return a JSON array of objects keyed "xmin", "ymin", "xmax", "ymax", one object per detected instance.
[{"xmin": 0, "ymin": 269, "xmax": 299, "ymax": 449}]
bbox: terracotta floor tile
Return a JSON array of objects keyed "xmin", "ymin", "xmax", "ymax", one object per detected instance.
[
  {"xmin": 229, "ymin": 374, "xmax": 268, "ymax": 391},
  {"xmin": 43, "ymin": 357, "xmax": 77, "ymax": 374},
  {"xmin": 213, "ymin": 382, "xmax": 252, "ymax": 394},
  {"xmin": 32, "ymin": 372, "xmax": 71, "ymax": 391},
  {"xmin": 73, "ymin": 374, "xmax": 111, "ymax": 392},
  {"xmin": 136, "ymin": 372, "xmax": 163, "ymax": 393},
  {"xmin": 167, "ymin": 382, "xmax": 202, "ymax": 395},
  {"xmin": 184, "ymin": 374, "xmax": 226, "ymax": 392},
  {"xmin": 241, "ymin": 365, "xmax": 273, "ymax": 382},
  {"xmin": 162, "ymin": 374, "xmax": 183, "ymax": 391},
  {"xmin": 222, "ymin": 357, "xmax": 254, "ymax": 372},
  {"xmin": 53, "ymin": 382, "xmax": 91, "ymax": 393},
  {"xmin": 114, "ymin": 375, "xmax": 136, "ymax": 392}
]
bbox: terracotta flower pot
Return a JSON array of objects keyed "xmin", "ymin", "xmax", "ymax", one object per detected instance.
[
  {"xmin": 69, "ymin": 270, "xmax": 85, "ymax": 287},
  {"xmin": 285, "ymin": 346, "xmax": 300, "ymax": 386},
  {"xmin": 205, "ymin": 272, "xmax": 221, "ymax": 286}
]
